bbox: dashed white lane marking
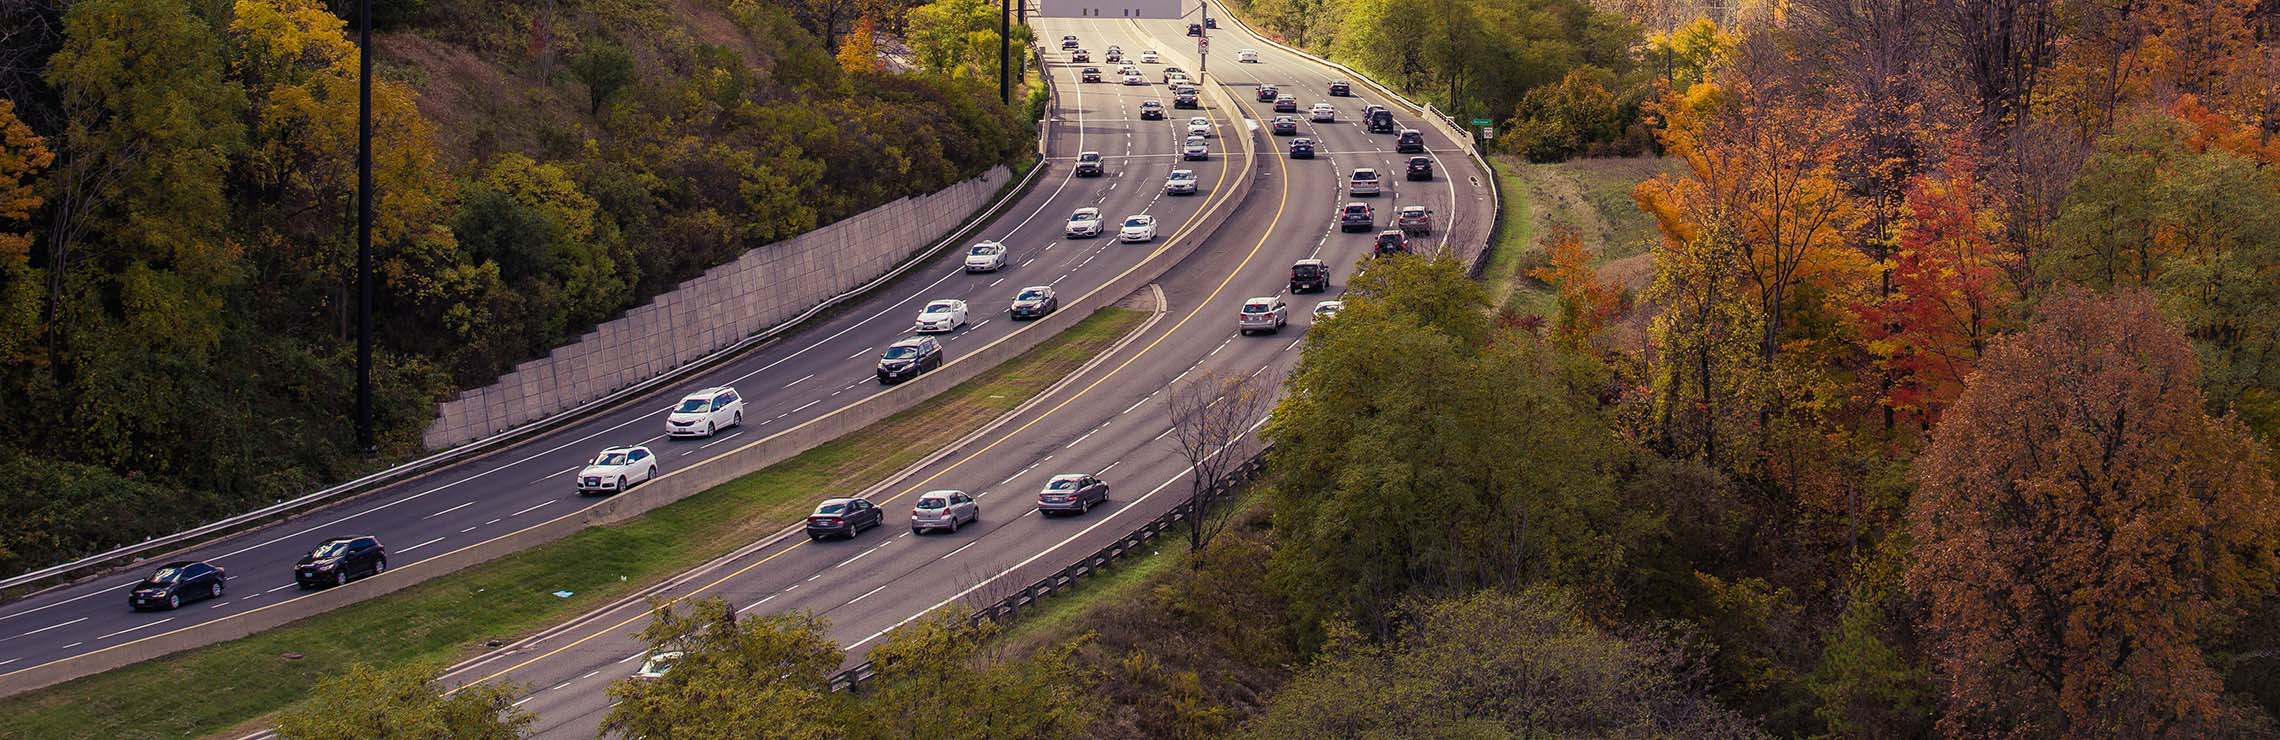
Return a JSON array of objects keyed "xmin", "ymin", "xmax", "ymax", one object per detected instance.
[
  {"xmin": 939, "ymin": 541, "xmax": 980, "ymax": 560},
  {"xmin": 700, "ymin": 431, "xmax": 744, "ymax": 449},
  {"xmin": 990, "ymin": 278, "xmax": 1005, "ymax": 287},
  {"xmin": 540, "ymin": 466, "xmax": 579, "ymax": 483},
  {"xmin": 784, "ymin": 373, "xmax": 815, "ymax": 389},
  {"xmin": 265, "ymin": 584, "xmax": 295, "ymax": 593},
  {"xmin": 94, "ymin": 618, "xmax": 173, "ymax": 641},
  {"xmin": 1098, "ymin": 460, "xmax": 1122, "ymax": 476},
  {"xmin": 1287, "ymin": 338, "xmax": 1303, "ymax": 351},
  {"xmin": 970, "ymin": 319, "xmax": 991, "ymax": 332},
  {"xmin": 791, "ymin": 400, "xmax": 821, "ymax": 414},
  {"xmin": 847, "ymin": 584, "xmax": 891, "ymax": 605},
  {"xmin": 551, "ymin": 680, "xmax": 572, "ymax": 691},
  {"xmin": 513, "ymin": 696, "xmax": 535, "ymax": 707},
  {"xmin": 619, "ymin": 651, "xmax": 645, "ymax": 664},
  {"xmin": 10, "ymin": 617, "xmax": 87, "ymax": 639},
  {"xmin": 1154, "ymin": 426, "xmax": 1176, "ymax": 441},
  {"xmin": 510, "ymin": 500, "xmax": 555, "ymax": 517},
  {"xmin": 401, "ymin": 537, "xmax": 445, "ymax": 554},
  {"xmin": 847, "ymin": 347, "xmax": 872, "ymax": 360},
  {"xmin": 582, "ymin": 670, "xmax": 600, "ymax": 680},
  {"xmin": 1022, "ymin": 257, "xmax": 1038, "ymax": 267},
  {"xmin": 486, "ymin": 518, "xmax": 501, "ymax": 525},
  {"xmin": 461, "ymin": 526, "xmax": 478, "ymax": 533},
  {"xmin": 424, "ymin": 501, "xmax": 476, "ymax": 519},
  {"xmin": 1122, "ymin": 397, "xmax": 1147, "ymax": 415},
  {"xmin": 736, "ymin": 594, "xmax": 779, "ymax": 615},
  {"xmin": 208, "ymin": 601, "xmax": 231, "ymax": 609},
  {"xmin": 59, "ymin": 642, "xmax": 80, "ymax": 650},
  {"xmin": 0, "ymin": 658, "xmax": 18, "ymax": 667}
]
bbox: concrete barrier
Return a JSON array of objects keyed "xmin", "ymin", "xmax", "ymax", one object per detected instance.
[{"xmin": 0, "ymin": 74, "xmax": 1261, "ymax": 700}]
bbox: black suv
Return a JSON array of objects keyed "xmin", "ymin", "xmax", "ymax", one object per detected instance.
[
  {"xmin": 1075, "ymin": 151, "xmax": 1105, "ymax": 177},
  {"xmin": 1072, "ymin": 49, "xmax": 1090, "ymax": 63},
  {"xmin": 805, "ymin": 498, "xmax": 884, "ymax": 540},
  {"xmin": 1406, "ymin": 156, "xmax": 1433, "ymax": 181},
  {"xmin": 1375, "ymin": 229, "xmax": 1410, "ymax": 255},
  {"xmin": 877, "ymin": 337, "xmax": 944, "ymax": 383},
  {"xmin": 1395, "ymin": 129, "xmax": 1426, "ymax": 153},
  {"xmin": 1187, "ymin": 23, "xmax": 1202, "ymax": 36},
  {"xmin": 130, "ymin": 561, "xmax": 226, "ymax": 611},
  {"xmin": 1328, "ymin": 80, "xmax": 1351, "ymax": 96},
  {"xmin": 1175, "ymin": 90, "xmax": 1200, "ymax": 109},
  {"xmin": 1257, "ymin": 84, "xmax": 1279, "ymax": 102},
  {"xmin": 295, "ymin": 536, "xmax": 386, "ymax": 589},
  {"xmin": 1289, "ymin": 137, "xmax": 1316, "ymax": 159},
  {"xmin": 1339, "ymin": 202, "xmax": 1374, "ymax": 232},
  {"xmin": 1366, "ymin": 109, "xmax": 1396, "ymax": 133},
  {"xmin": 1139, "ymin": 100, "xmax": 1166, "ymax": 120},
  {"xmin": 1290, "ymin": 259, "xmax": 1329, "ymax": 293},
  {"xmin": 1081, "ymin": 67, "xmax": 1102, "ymax": 83}
]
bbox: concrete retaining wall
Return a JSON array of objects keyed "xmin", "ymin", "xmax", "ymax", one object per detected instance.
[
  {"xmin": 0, "ymin": 78, "xmax": 1259, "ymax": 700},
  {"xmin": 422, "ymin": 167, "xmax": 1013, "ymax": 449}
]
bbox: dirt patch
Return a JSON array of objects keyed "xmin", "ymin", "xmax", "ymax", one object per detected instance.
[
  {"xmin": 1595, "ymin": 252, "xmax": 1656, "ymax": 355},
  {"xmin": 379, "ymin": 32, "xmax": 585, "ymax": 167}
]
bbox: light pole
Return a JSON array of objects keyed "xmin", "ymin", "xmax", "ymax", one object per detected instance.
[
  {"xmin": 355, "ymin": 0, "xmax": 375, "ymax": 455},
  {"xmin": 999, "ymin": 0, "xmax": 1012, "ymax": 103}
]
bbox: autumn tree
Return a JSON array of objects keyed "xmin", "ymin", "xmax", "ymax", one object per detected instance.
[
  {"xmin": 272, "ymin": 661, "xmax": 533, "ymax": 739},
  {"xmin": 1851, "ymin": 167, "xmax": 2015, "ymax": 427},
  {"xmin": 0, "ymin": 99, "xmax": 49, "ymax": 367},
  {"xmin": 602, "ymin": 597, "xmax": 846, "ymax": 739},
  {"xmin": 1529, "ymin": 228, "xmax": 1622, "ymax": 352},
  {"xmin": 836, "ymin": 16, "xmax": 883, "ymax": 75},
  {"xmin": 1907, "ymin": 288, "xmax": 2280, "ymax": 737}
]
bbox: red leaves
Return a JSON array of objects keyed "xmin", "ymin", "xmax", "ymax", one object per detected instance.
[{"xmin": 1852, "ymin": 166, "xmax": 2016, "ymax": 427}]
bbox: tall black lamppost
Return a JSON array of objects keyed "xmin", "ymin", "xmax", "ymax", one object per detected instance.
[
  {"xmin": 355, "ymin": 0, "xmax": 376, "ymax": 454},
  {"xmin": 999, "ymin": 0, "xmax": 1012, "ymax": 103}
]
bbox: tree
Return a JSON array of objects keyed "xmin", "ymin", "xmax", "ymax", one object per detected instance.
[
  {"xmin": 836, "ymin": 16, "xmax": 883, "ymax": 75},
  {"xmin": 0, "ymin": 99, "xmax": 49, "ymax": 366},
  {"xmin": 1508, "ymin": 66, "xmax": 1624, "ymax": 162},
  {"xmin": 1907, "ymin": 288, "xmax": 2280, "ymax": 737},
  {"xmin": 1851, "ymin": 167, "xmax": 2016, "ymax": 427},
  {"xmin": 570, "ymin": 41, "xmax": 634, "ymax": 114},
  {"xmin": 847, "ymin": 609, "xmax": 1095, "ymax": 738},
  {"xmin": 1529, "ymin": 227, "xmax": 1622, "ymax": 351},
  {"xmin": 272, "ymin": 662, "xmax": 533, "ymax": 740},
  {"xmin": 602, "ymin": 597, "xmax": 846, "ymax": 740},
  {"xmin": 1239, "ymin": 588, "xmax": 1762, "ymax": 738},
  {"xmin": 1166, "ymin": 370, "xmax": 1272, "ymax": 559},
  {"xmin": 1646, "ymin": 17, "xmax": 1735, "ymax": 91}
]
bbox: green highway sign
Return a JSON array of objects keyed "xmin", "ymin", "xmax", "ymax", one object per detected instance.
[{"xmin": 1471, "ymin": 118, "xmax": 1492, "ymax": 127}]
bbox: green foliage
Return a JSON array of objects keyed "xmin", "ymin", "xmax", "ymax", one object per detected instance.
[
  {"xmin": 1647, "ymin": 17, "xmax": 1735, "ymax": 91},
  {"xmin": 850, "ymin": 610, "xmax": 1096, "ymax": 739},
  {"xmin": 272, "ymin": 662, "xmax": 532, "ymax": 740},
  {"xmin": 1238, "ymin": 588, "xmax": 1763, "ymax": 738},
  {"xmin": 571, "ymin": 41, "xmax": 636, "ymax": 114},
  {"xmin": 1808, "ymin": 540, "xmax": 1935, "ymax": 739},
  {"xmin": 1507, "ymin": 65, "xmax": 1650, "ymax": 161},
  {"xmin": 604, "ymin": 598, "xmax": 846, "ymax": 739},
  {"xmin": 903, "ymin": 0, "xmax": 1032, "ymax": 80},
  {"xmin": 1265, "ymin": 254, "xmax": 1647, "ymax": 646}
]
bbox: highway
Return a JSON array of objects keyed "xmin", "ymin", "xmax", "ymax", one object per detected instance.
[
  {"xmin": 415, "ymin": 12, "xmax": 1494, "ymax": 738},
  {"xmin": 0, "ymin": 16, "xmax": 1250, "ymax": 679}
]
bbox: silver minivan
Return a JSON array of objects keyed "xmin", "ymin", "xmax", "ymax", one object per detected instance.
[{"xmin": 1348, "ymin": 168, "xmax": 1381, "ymax": 196}]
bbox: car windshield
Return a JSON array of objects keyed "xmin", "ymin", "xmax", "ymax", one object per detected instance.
[
  {"xmin": 1125, "ymin": 217, "xmax": 1150, "ymax": 227},
  {"xmin": 1170, "ymin": 172, "xmax": 1192, "ymax": 181},
  {"xmin": 925, "ymin": 301, "xmax": 957, "ymax": 313},
  {"xmin": 1346, "ymin": 206, "xmax": 1367, "ymax": 214},
  {"xmin": 1404, "ymin": 208, "xmax": 1427, "ymax": 217},
  {"xmin": 311, "ymin": 540, "xmax": 353, "ymax": 559},
  {"xmin": 676, "ymin": 398, "xmax": 710, "ymax": 413},
  {"xmin": 1245, "ymin": 303, "xmax": 1272, "ymax": 313},
  {"xmin": 815, "ymin": 503, "xmax": 847, "ymax": 515},
  {"xmin": 595, "ymin": 452, "xmax": 630, "ymax": 466},
  {"xmin": 1354, "ymin": 171, "xmax": 1376, "ymax": 180},
  {"xmin": 883, "ymin": 345, "xmax": 922, "ymax": 359},
  {"xmin": 1048, "ymin": 479, "xmax": 1079, "ymax": 491},
  {"xmin": 969, "ymin": 244, "xmax": 1001, "ymax": 256},
  {"xmin": 1294, "ymin": 265, "xmax": 1320, "ymax": 277},
  {"xmin": 1078, "ymin": 152, "xmax": 1100, "ymax": 161},
  {"xmin": 149, "ymin": 566, "xmax": 184, "ymax": 583},
  {"xmin": 916, "ymin": 497, "xmax": 948, "ymax": 509},
  {"xmin": 1018, "ymin": 289, "xmax": 1048, "ymax": 301},
  {"xmin": 1071, "ymin": 211, "xmax": 1095, "ymax": 221}
]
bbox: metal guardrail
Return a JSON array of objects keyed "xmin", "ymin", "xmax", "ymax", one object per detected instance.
[
  {"xmin": 0, "ymin": 60, "xmax": 1065, "ymax": 601},
  {"xmin": 828, "ymin": 452, "xmax": 1270, "ymax": 693}
]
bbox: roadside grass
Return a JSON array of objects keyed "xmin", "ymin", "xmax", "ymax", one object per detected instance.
[
  {"xmin": 1481, "ymin": 155, "xmax": 1547, "ymax": 316},
  {"xmin": 1483, "ymin": 154, "xmax": 1676, "ymax": 317},
  {"xmin": 0, "ymin": 307, "xmax": 1147, "ymax": 740},
  {"xmin": 994, "ymin": 529, "xmax": 1191, "ymax": 651}
]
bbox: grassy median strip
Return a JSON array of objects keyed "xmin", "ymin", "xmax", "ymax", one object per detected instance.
[
  {"xmin": 0, "ymin": 307, "xmax": 1147, "ymax": 740},
  {"xmin": 1480, "ymin": 156, "xmax": 1545, "ymax": 315}
]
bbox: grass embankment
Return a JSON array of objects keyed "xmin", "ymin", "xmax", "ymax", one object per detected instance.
[
  {"xmin": 0, "ymin": 307, "xmax": 1148, "ymax": 740},
  {"xmin": 1482, "ymin": 155, "xmax": 1678, "ymax": 319}
]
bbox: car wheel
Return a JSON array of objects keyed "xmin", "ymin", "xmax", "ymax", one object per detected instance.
[
  {"xmin": 734, "ymin": 411, "xmax": 743, "ymax": 427},
  {"xmin": 211, "ymin": 581, "xmax": 223, "ymax": 598},
  {"xmin": 913, "ymin": 526, "xmax": 925, "ymax": 536},
  {"xmin": 948, "ymin": 516, "xmax": 960, "ymax": 533},
  {"xmin": 167, "ymin": 594, "xmax": 180, "ymax": 610},
  {"xmin": 335, "ymin": 571, "xmax": 348, "ymax": 587},
  {"xmin": 705, "ymin": 422, "xmax": 715, "ymax": 436},
  {"xmin": 618, "ymin": 476, "xmax": 628, "ymax": 492},
  {"xmin": 1079, "ymin": 498, "xmax": 1091, "ymax": 514},
  {"xmin": 373, "ymin": 558, "xmax": 386, "ymax": 575}
]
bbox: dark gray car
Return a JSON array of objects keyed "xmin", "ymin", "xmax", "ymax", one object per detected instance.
[{"xmin": 1036, "ymin": 473, "xmax": 1109, "ymax": 516}]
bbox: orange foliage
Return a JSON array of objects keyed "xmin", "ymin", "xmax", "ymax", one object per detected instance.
[
  {"xmin": 1528, "ymin": 228, "xmax": 1621, "ymax": 352},
  {"xmin": 1851, "ymin": 166, "xmax": 2015, "ymax": 427},
  {"xmin": 0, "ymin": 98, "xmax": 48, "ymax": 264},
  {"xmin": 1908, "ymin": 289, "xmax": 2280, "ymax": 737}
]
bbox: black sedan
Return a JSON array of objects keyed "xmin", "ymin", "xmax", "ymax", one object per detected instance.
[
  {"xmin": 1274, "ymin": 96, "xmax": 1299, "ymax": 113},
  {"xmin": 129, "ymin": 561, "xmax": 226, "ymax": 611},
  {"xmin": 1289, "ymin": 137, "xmax": 1316, "ymax": 159},
  {"xmin": 1270, "ymin": 116, "xmax": 1299, "ymax": 135},
  {"xmin": 1257, "ymin": 84, "xmax": 1280, "ymax": 102},
  {"xmin": 1328, "ymin": 80, "xmax": 1352, "ymax": 96},
  {"xmin": 806, "ymin": 497, "xmax": 884, "ymax": 540},
  {"xmin": 1010, "ymin": 285, "xmax": 1059, "ymax": 319}
]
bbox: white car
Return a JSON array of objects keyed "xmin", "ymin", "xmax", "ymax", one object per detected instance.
[
  {"xmin": 1313, "ymin": 300, "xmax": 1345, "ymax": 320},
  {"xmin": 1119, "ymin": 214, "xmax": 1157, "ymax": 242},
  {"xmin": 914, "ymin": 299, "xmax": 969, "ymax": 333},
  {"xmin": 576, "ymin": 445, "xmax": 658, "ymax": 494},
  {"xmin": 666, "ymin": 386, "xmax": 743, "ymax": 437},
  {"xmin": 964, "ymin": 241, "xmax": 1009, "ymax": 272},
  {"xmin": 1238, "ymin": 296, "xmax": 1289, "ymax": 335},
  {"xmin": 1238, "ymin": 48, "xmax": 1259, "ymax": 63},
  {"xmin": 1309, "ymin": 102, "xmax": 1337, "ymax": 122},
  {"xmin": 1182, "ymin": 136, "xmax": 1209, "ymax": 160},
  {"xmin": 1349, "ymin": 167, "xmax": 1381, "ymax": 196},
  {"xmin": 1140, "ymin": 50, "xmax": 1159, "ymax": 64},
  {"xmin": 633, "ymin": 651, "xmax": 681, "ymax": 679},
  {"xmin": 1122, "ymin": 71, "xmax": 1144, "ymax": 85},
  {"xmin": 1166, "ymin": 72, "xmax": 1191, "ymax": 87},
  {"xmin": 1165, "ymin": 169, "xmax": 1199, "ymax": 195},
  {"xmin": 1066, "ymin": 207, "xmax": 1104, "ymax": 238},
  {"xmin": 1186, "ymin": 116, "xmax": 1212, "ymax": 137}
]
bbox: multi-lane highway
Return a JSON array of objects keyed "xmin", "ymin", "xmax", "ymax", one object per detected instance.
[
  {"xmin": 404, "ymin": 13, "xmax": 1493, "ymax": 738},
  {"xmin": 0, "ymin": 17, "xmax": 1253, "ymax": 679}
]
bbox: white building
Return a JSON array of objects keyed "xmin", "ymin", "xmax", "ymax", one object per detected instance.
[{"xmin": 1037, "ymin": 0, "xmax": 1185, "ymax": 19}]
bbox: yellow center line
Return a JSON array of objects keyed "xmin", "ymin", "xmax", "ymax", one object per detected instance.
[{"xmin": 452, "ymin": 38, "xmax": 1290, "ymax": 695}]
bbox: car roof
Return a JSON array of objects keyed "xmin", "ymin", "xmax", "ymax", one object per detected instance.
[
  {"xmin": 919, "ymin": 489, "xmax": 962, "ymax": 498},
  {"xmin": 1353, "ymin": 167, "xmax": 1376, "ymax": 173},
  {"xmin": 1246, "ymin": 297, "xmax": 1278, "ymax": 305},
  {"xmin": 1048, "ymin": 473, "xmax": 1088, "ymax": 482},
  {"xmin": 1344, "ymin": 202, "xmax": 1368, "ymax": 209},
  {"xmin": 1381, "ymin": 229, "xmax": 1404, "ymax": 236},
  {"xmin": 683, "ymin": 386, "xmax": 729, "ymax": 398},
  {"xmin": 1079, "ymin": 150, "xmax": 1100, "ymax": 157},
  {"xmin": 889, "ymin": 337, "xmax": 929, "ymax": 348},
  {"xmin": 1402, "ymin": 204, "xmax": 1429, "ymax": 212},
  {"xmin": 817, "ymin": 497, "xmax": 854, "ymax": 506},
  {"xmin": 1074, "ymin": 207, "xmax": 1099, "ymax": 215},
  {"xmin": 1295, "ymin": 258, "xmax": 1326, "ymax": 266},
  {"xmin": 1020, "ymin": 284, "xmax": 1052, "ymax": 292},
  {"xmin": 158, "ymin": 560, "xmax": 200, "ymax": 569},
  {"xmin": 1170, "ymin": 169, "xmax": 1194, "ymax": 176},
  {"xmin": 599, "ymin": 445, "xmax": 641, "ymax": 453}
]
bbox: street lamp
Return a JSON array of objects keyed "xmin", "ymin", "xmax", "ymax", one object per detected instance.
[{"xmin": 355, "ymin": 0, "xmax": 375, "ymax": 454}]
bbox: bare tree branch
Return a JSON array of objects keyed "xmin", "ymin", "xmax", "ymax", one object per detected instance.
[{"xmin": 1164, "ymin": 370, "xmax": 1271, "ymax": 560}]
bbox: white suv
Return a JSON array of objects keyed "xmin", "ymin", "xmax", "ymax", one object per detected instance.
[
  {"xmin": 1238, "ymin": 297, "xmax": 1288, "ymax": 335},
  {"xmin": 666, "ymin": 387, "xmax": 744, "ymax": 437},
  {"xmin": 1348, "ymin": 168, "xmax": 1380, "ymax": 196}
]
